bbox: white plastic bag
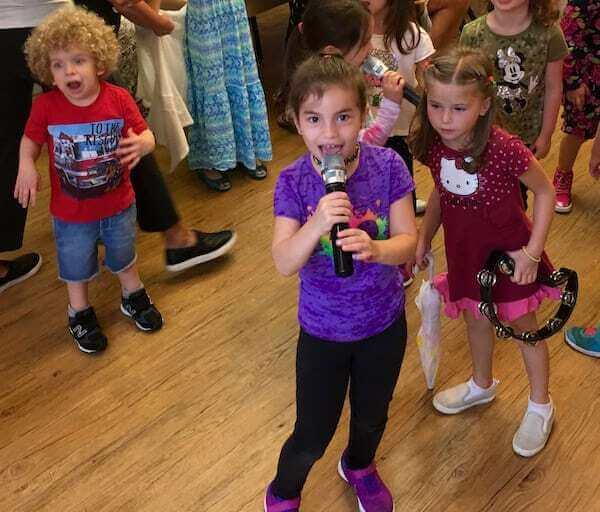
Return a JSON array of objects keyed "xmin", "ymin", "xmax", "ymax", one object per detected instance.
[{"xmin": 414, "ymin": 254, "xmax": 442, "ymax": 390}]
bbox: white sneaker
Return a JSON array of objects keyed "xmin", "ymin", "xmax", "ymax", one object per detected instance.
[
  {"xmin": 433, "ymin": 378, "xmax": 498, "ymax": 415},
  {"xmin": 512, "ymin": 405, "xmax": 555, "ymax": 457},
  {"xmin": 415, "ymin": 198, "xmax": 427, "ymax": 215}
]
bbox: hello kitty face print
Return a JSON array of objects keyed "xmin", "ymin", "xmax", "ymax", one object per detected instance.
[{"xmin": 439, "ymin": 157, "xmax": 479, "ymax": 196}]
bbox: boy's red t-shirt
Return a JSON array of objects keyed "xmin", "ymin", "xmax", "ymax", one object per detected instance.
[{"xmin": 25, "ymin": 81, "xmax": 147, "ymax": 223}]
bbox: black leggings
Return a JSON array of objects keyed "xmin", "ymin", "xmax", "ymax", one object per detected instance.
[
  {"xmin": 272, "ymin": 314, "xmax": 407, "ymax": 499},
  {"xmin": 385, "ymin": 136, "xmax": 417, "ymax": 210}
]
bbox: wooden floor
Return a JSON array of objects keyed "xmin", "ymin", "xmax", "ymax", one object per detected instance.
[{"xmin": 2, "ymin": 6, "xmax": 599, "ymax": 511}]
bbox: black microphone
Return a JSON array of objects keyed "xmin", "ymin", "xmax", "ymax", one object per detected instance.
[
  {"xmin": 361, "ymin": 55, "xmax": 422, "ymax": 107},
  {"xmin": 321, "ymin": 154, "xmax": 354, "ymax": 277}
]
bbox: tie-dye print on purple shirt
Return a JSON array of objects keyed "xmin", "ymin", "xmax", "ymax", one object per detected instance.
[{"xmin": 273, "ymin": 144, "xmax": 415, "ymax": 342}]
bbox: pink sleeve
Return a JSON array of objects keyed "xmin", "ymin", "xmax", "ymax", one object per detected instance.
[{"xmin": 358, "ymin": 98, "xmax": 401, "ymax": 146}]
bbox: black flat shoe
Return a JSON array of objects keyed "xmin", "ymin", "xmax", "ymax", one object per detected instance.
[
  {"xmin": 240, "ymin": 162, "xmax": 268, "ymax": 180},
  {"xmin": 197, "ymin": 168, "xmax": 232, "ymax": 192},
  {"xmin": 165, "ymin": 229, "xmax": 237, "ymax": 272}
]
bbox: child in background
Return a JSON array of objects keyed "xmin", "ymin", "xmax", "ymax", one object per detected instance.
[
  {"xmin": 364, "ymin": 0, "xmax": 436, "ymax": 215},
  {"xmin": 460, "ymin": 0, "xmax": 568, "ymax": 206},
  {"xmin": 281, "ymin": 0, "xmax": 406, "ymax": 146},
  {"xmin": 410, "ymin": 47, "xmax": 558, "ymax": 457},
  {"xmin": 265, "ymin": 56, "xmax": 417, "ymax": 512},
  {"xmin": 15, "ymin": 7, "xmax": 163, "ymax": 354},
  {"xmin": 552, "ymin": 0, "xmax": 599, "ymax": 213}
]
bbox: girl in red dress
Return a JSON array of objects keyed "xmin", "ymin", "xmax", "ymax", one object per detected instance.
[{"xmin": 409, "ymin": 46, "xmax": 558, "ymax": 457}]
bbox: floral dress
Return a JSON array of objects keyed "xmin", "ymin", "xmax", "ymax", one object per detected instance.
[{"xmin": 560, "ymin": 0, "xmax": 600, "ymax": 139}]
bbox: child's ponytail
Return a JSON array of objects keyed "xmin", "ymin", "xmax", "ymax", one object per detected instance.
[{"xmin": 301, "ymin": 0, "xmax": 371, "ymax": 56}]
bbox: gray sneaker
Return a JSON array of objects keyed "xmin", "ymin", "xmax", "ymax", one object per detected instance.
[
  {"xmin": 512, "ymin": 405, "xmax": 555, "ymax": 457},
  {"xmin": 433, "ymin": 378, "xmax": 498, "ymax": 415}
]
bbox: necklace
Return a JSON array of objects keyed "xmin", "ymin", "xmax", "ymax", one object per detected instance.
[{"xmin": 312, "ymin": 144, "xmax": 360, "ymax": 168}]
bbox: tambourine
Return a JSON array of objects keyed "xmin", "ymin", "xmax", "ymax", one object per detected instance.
[{"xmin": 477, "ymin": 251, "xmax": 578, "ymax": 345}]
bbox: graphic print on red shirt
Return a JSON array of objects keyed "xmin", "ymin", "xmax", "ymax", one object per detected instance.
[
  {"xmin": 49, "ymin": 119, "xmax": 124, "ymax": 200},
  {"xmin": 25, "ymin": 82, "xmax": 147, "ymax": 223}
]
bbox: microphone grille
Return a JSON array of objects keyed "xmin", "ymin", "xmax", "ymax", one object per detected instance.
[{"xmin": 321, "ymin": 154, "xmax": 345, "ymax": 171}]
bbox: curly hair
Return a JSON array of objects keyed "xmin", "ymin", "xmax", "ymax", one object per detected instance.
[{"xmin": 25, "ymin": 6, "xmax": 119, "ymax": 86}]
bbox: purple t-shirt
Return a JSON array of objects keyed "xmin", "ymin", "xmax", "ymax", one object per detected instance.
[{"xmin": 273, "ymin": 143, "xmax": 415, "ymax": 342}]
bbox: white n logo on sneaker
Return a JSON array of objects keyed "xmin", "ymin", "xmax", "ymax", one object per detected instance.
[{"xmin": 71, "ymin": 325, "xmax": 88, "ymax": 338}]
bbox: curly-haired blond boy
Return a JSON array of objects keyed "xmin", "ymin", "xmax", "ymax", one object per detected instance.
[{"xmin": 15, "ymin": 6, "xmax": 163, "ymax": 354}]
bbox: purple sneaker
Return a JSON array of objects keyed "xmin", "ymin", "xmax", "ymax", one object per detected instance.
[
  {"xmin": 338, "ymin": 452, "xmax": 395, "ymax": 512},
  {"xmin": 264, "ymin": 483, "xmax": 300, "ymax": 512}
]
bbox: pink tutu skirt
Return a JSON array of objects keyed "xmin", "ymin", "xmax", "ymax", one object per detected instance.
[{"xmin": 433, "ymin": 272, "xmax": 562, "ymax": 322}]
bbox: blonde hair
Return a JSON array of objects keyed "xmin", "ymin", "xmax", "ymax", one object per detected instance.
[
  {"xmin": 409, "ymin": 46, "xmax": 496, "ymax": 172},
  {"xmin": 25, "ymin": 6, "xmax": 119, "ymax": 86},
  {"xmin": 530, "ymin": 0, "xmax": 561, "ymax": 26}
]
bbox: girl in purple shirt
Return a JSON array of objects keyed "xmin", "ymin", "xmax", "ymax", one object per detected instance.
[{"xmin": 264, "ymin": 56, "xmax": 417, "ymax": 512}]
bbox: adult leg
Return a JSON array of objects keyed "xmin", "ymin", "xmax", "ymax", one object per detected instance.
[
  {"xmin": 0, "ymin": 28, "xmax": 42, "ymax": 290},
  {"xmin": 129, "ymin": 154, "xmax": 236, "ymax": 271},
  {"xmin": 271, "ymin": 330, "xmax": 352, "ymax": 499}
]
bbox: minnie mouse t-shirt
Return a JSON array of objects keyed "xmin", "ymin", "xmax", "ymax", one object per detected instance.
[
  {"xmin": 274, "ymin": 144, "xmax": 414, "ymax": 342},
  {"xmin": 426, "ymin": 126, "xmax": 554, "ymax": 303}
]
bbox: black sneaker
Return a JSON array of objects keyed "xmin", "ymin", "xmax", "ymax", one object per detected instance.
[
  {"xmin": 0, "ymin": 253, "xmax": 42, "ymax": 293},
  {"xmin": 165, "ymin": 229, "xmax": 237, "ymax": 272},
  {"xmin": 120, "ymin": 288, "xmax": 163, "ymax": 331},
  {"xmin": 68, "ymin": 307, "xmax": 108, "ymax": 354}
]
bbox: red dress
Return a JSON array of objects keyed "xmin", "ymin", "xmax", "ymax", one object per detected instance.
[{"xmin": 425, "ymin": 127, "xmax": 558, "ymax": 321}]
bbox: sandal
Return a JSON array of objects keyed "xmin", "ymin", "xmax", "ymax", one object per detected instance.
[
  {"xmin": 240, "ymin": 162, "xmax": 268, "ymax": 180},
  {"xmin": 196, "ymin": 168, "xmax": 232, "ymax": 192}
]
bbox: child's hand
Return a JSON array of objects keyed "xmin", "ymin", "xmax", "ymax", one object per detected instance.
[
  {"xmin": 506, "ymin": 248, "xmax": 539, "ymax": 285},
  {"xmin": 117, "ymin": 128, "xmax": 154, "ymax": 169},
  {"xmin": 531, "ymin": 134, "xmax": 551, "ymax": 159},
  {"xmin": 312, "ymin": 191, "xmax": 353, "ymax": 236},
  {"xmin": 336, "ymin": 228, "xmax": 379, "ymax": 262},
  {"xmin": 14, "ymin": 164, "xmax": 40, "ymax": 208},
  {"xmin": 412, "ymin": 238, "xmax": 431, "ymax": 271},
  {"xmin": 381, "ymin": 71, "xmax": 405, "ymax": 105},
  {"xmin": 566, "ymin": 83, "xmax": 588, "ymax": 111}
]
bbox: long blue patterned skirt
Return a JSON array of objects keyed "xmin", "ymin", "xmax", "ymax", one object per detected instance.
[{"xmin": 184, "ymin": 0, "xmax": 273, "ymax": 171}]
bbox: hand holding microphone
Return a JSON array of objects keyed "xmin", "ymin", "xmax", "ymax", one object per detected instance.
[
  {"xmin": 320, "ymin": 154, "xmax": 354, "ymax": 277},
  {"xmin": 361, "ymin": 55, "xmax": 421, "ymax": 106}
]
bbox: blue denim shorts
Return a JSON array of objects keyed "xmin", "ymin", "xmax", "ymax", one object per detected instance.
[{"xmin": 53, "ymin": 204, "xmax": 137, "ymax": 282}]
